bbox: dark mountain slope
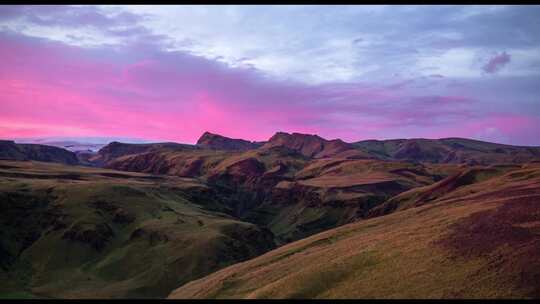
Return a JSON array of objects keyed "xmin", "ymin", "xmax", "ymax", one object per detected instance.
[
  {"xmin": 353, "ymin": 137, "xmax": 540, "ymax": 164},
  {"xmin": 197, "ymin": 132, "xmax": 263, "ymax": 151},
  {"xmin": 0, "ymin": 160, "xmax": 275, "ymax": 299},
  {"xmin": 0, "ymin": 140, "xmax": 78, "ymax": 165},
  {"xmin": 262, "ymin": 132, "xmax": 371, "ymax": 159}
]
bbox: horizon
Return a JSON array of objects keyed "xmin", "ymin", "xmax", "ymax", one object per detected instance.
[
  {"xmin": 1, "ymin": 5, "xmax": 540, "ymax": 146},
  {"xmin": 5, "ymin": 130, "xmax": 540, "ymax": 148}
]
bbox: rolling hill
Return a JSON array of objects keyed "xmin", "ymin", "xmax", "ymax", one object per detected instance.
[
  {"xmin": 169, "ymin": 163, "xmax": 540, "ymax": 299},
  {"xmin": 0, "ymin": 160, "xmax": 275, "ymax": 299},
  {"xmin": 0, "ymin": 140, "xmax": 78, "ymax": 165},
  {"xmin": 2, "ymin": 131, "xmax": 540, "ymax": 299},
  {"xmin": 354, "ymin": 137, "xmax": 540, "ymax": 164}
]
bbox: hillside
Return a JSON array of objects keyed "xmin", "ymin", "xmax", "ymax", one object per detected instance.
[
  {"xmin": 0, "ymin": 160, "xmax": 275, "ymax": 299},
  {"xmin": 0, "ymin": 140, "xmax": 78, "ymax": 165},
  {"xmin": 2, "ymin": 132, "xmax": 540, "ymax": 299},
  {"xmin": 169, "ymin": 163, "xmax": 540, "ymax": 299},
  {"xmin": 94, "ymin": 132, "xmax": 540, "ymax": 244},
  {"xmin": 261, "ymin": 132, "xmax": 370, "ymax": 159},
  {"xmin": 197, "ymin": 132, "xmax": 263, "ymax": 151},
  {"xmin": 100, "ymin": 140, "xmax": 455, "ymax": 244},
  {"xmin": 354, "ymin": 137, "xmax": 540, "ymax": 164}
]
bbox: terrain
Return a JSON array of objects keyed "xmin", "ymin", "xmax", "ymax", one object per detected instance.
[
  {"xmin": 1, "ymin": 131, "xmax": 539, "ymax": 299},
  {"xmin": 0, "ymin": 161, "xmax": 274, "ymax": 298},
  {"xmin": 0, "ymin": 140, "xmax": 78, "ymax": 165},
  {"xmin": 353, "ymin": 137, "xmax": 540, "ymax": 165},
  {"xmin": 169, "ymin": 163, "xmax": 540, "ymax": 299}
]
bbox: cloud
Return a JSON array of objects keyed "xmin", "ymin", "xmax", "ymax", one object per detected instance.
[
  {"xmin": 0, "ymin": 31, "xmax": 489, "ymax": 143},
  {"xmin": 0, "ymin": 6, "xmax": 539, "ymax": 145},
  {"xmin": 0, "ymin": 5, "xmax": 147, "ymax": 28},
  {"xmin": 482, "ymin": 52, "xmax": 511, "ymax": 74},
  {"xmin": 2, "ymin": 5, "xmax": 540, "ymax": 82}
]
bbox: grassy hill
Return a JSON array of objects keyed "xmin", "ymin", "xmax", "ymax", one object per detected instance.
[
  {"xmin": 0, "ymin": 160, "xmax": 275, "ymax": 299},
  {"xmin": 169, "ymin": 163, "xmax": 540, "ymax": 299}
]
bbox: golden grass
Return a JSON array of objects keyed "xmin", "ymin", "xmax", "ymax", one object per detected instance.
[{"xmin": 169, "ymin": 164, "xmax": 540, "ymax": 299}]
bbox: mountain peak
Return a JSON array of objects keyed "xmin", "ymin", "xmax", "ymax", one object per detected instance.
[
  {"xmin": 196, "ymin": 131, "xmax": 261, "ymax": 151},
  {"xmin": 263, "ymin": 131, "xmax": 353, "ymax": 158}
]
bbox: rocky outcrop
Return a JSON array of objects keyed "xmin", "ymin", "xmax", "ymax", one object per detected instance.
[
  {"xmin": 197, "ymin": 132, "xmax": 262, "ymax": 151},
  {"xmin": 261, "ymin": 132, "xmax": 364, "ymax": 159}
]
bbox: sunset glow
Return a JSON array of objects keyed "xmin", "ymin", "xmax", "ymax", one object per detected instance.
[{"xmin": 1, "ymin": 5, "xmax": 539, "ymax": 145}]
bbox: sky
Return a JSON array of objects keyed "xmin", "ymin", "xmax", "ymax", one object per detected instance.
[{"xmin": 1, "ymin": 5, "xmax": 539, "ymax": 145}]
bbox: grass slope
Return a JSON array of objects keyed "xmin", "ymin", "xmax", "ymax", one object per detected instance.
[
  {"xmin": 169, "ymin": 163, "xmax": 540, "ymax": 299},
  {"xmin": 0, "ymin": 160, "xmax": 275, "ymax": 299}
]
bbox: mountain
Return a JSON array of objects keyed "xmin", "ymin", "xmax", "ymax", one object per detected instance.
[
  {"xmin": 90, "ymin": 132, "xmax": 540, "ymax": 244},
  {"xmin": 262, "ymin": 132, "xmax": 370, "ymax": 159},
  {"xmin": 0, "ymin": 160, "xmax": 275, "ymax": 298},
  {"xmin": 0, "ymin": 140, "xmax": 78, "ymax": 165},
  {"xmin": 354, "ymin": 137, "xmax": 540, "ymax": 164},
  {"xmin": 168, "ymin": 163, "xmax": 540, "ymax": 299},
  {"xmin": 196, "ymin": 132, "xmax": 263, "ymax": 151},
  {"xmin": 17, "ymin": 140, "xmax": 106, "ymax": 153},
  {"xmin": 239, "ymin": 157, "xmax": 455, "ymax": 244},
  {"xmin": 2, "ymin": 131, "xmax": 540, "ymax": 299},
  {"xmin": 91, "ymin": 141, "xmax": 198, "ymax": 167},
  {"xmin": 100, "ymin": 143, "xmax": 460, "ymax": 244}
]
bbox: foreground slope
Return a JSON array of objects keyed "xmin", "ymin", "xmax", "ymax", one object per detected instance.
[
  {"xmin": 0, "ymin": 161, "xmax": 275, "ymax": 299},
  {"xmin": 169, "ymin": 163, "xmax": 540, "ymax": 299}
]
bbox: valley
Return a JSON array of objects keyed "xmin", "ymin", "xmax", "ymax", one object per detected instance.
[{"xmin": 1, "ymin": 131, "xmax": 539, "ymax": 299}]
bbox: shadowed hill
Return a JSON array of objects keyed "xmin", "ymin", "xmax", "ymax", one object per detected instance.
[
  {"xmin": 354, "ymin": 137, "xmax": 540, "ymax": 164},
  {"xmin": 0, "ymin": 160, "xmax": 275, "ymax": 299},
  {"xmin": 197, "ymin": 132, "xmax": 263, "ymax": 151},
  {"xmin": 96, "ymin": 132, "xmax": 540, "ymax": 244},
  {"xmin": 91, "ymin": 141, "xmax": 198, "ymax": 166},
  {"xmin": 0, "ymin": 140, "xmax": 78, "ymax": 165},
  {"xmin": 262, "ymin": 132, "xmax": 371, "ymax": 159},
  {"xmin": 102, "ymin": 143, "xmax": 451, "ymax": 244},
  {"xmin": 169, "ymin": 163, "xmax": 540, "ymax": 299},
  {"xmin": 2, "ymin": 132, "xmax": 540, "ymax": 299}
]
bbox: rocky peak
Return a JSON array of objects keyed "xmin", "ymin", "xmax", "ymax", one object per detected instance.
[
  {"xmin": 196, "ymin": 132, "xmax": 261, "ymax": 151},
  {"xmin": 262, "ymin": 132, "xmax": 353, "ymax": 158}
]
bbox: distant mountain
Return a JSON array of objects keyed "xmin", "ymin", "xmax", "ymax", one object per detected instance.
[
  {"xmin": 261, "ymin": 132, "xmax": 370, "ymax": 159},
  {"xmin": 2, "ymin": 131, "xmax": 540, "ymax": 299},
  {"xmin": 92, "ymin": 141, "xmax": 198, "ymax": 166},
  {"xmin": 0, "ymin": 140, "xmax": 78, "ymax": 165},
  {"xmin": 196, "ymin": 132, "xmax": 263, "ymax": 151},
  {"xmin": 32, "ymin": 141, "xmax": 105, "ymax": 153},
  {"xmin": 354, "ymin": 137, "xmax": 540, "ymax": 164},
  {"xmin": 13, "ymin": 137, "xmax": 157, "ymax": 153}
]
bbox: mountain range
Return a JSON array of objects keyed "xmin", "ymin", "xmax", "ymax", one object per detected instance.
[{"xmin": 1, "ymin": 131, "xmax": 539, "ymax": 299}]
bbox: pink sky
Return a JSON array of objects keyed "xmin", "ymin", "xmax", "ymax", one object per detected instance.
[{"xmin": 1, "ymin": 10, "xmax": 539, "ymax": 146}]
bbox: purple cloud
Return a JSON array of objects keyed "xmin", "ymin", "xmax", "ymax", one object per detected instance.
[
  {"xmin": 1, "ymin": 5, "xmax": 539, "ymax": 146},
  {"xmin": 482, "ymin": 52, "xmax": 511, "ymax": 74}
]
